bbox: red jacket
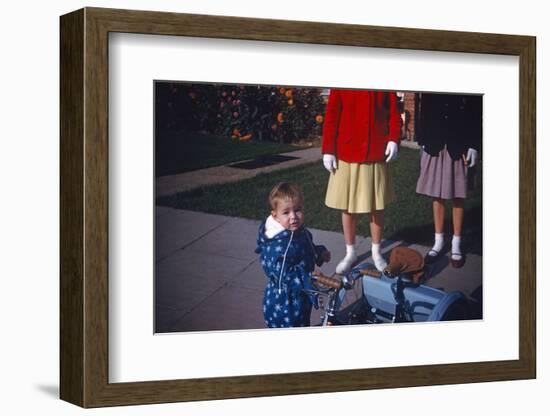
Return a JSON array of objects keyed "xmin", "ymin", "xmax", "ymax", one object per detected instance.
[{"xmin": 321, "ymin": 89, "xmax": 401, "ymax": 163}]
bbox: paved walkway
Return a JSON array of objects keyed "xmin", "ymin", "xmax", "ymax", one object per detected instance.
[
  {"xmin": 155, "ymin": 208, "xmax": 482, "ymax": 333},
  {"xmin": 156, "ymin": 147, "xmax": 322, "ymax": 198}
]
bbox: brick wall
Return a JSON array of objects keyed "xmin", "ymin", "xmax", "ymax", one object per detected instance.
[{"xmin": 403, "ymin": 92, "xmax": 417, "ymax": 141}]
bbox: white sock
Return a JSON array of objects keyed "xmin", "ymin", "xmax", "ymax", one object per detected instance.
[
  {"xmin": 372, "ymin": 243, "xmax": 381, "ymax": 257},
  {"xmin": 451, "ymin": 235, "xmax": 462, "ymax": 260},
  {"xmin": 335, "ymin": 244, "xmax": 357, "ymax": 274},
  {"xmin": 429, "ymin": 233, "xmax": 444, "ymax": 255},
  {"xmin": 371, "ymin": 243, "xmax": 387, "ymax": 271}
]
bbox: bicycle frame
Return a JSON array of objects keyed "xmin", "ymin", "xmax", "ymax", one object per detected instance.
[{"xmin": 308, "ymin": 261, "xmax": 469, "ymax": 326}]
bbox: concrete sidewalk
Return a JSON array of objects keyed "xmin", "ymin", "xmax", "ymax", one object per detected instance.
[
  {"xmin": 155, "ymin": 208, "xmax": 482, "ymax": 333},
  {"xmin": 156, "ymin": 147, "xmax": 323, "ymax": 198}
]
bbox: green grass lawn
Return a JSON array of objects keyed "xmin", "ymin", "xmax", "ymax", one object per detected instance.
[
  {"xmin": 157, "ymin": 147, "xmax": 482, "ymax": 253},
  {"xmin": 155, "ymin": 130, "xmax": 299, "ymax": 176}
]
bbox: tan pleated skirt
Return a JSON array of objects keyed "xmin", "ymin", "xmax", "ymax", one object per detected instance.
[{"xmin": 325, "ymin": 160, "xmax": 395, "ymax": 214}]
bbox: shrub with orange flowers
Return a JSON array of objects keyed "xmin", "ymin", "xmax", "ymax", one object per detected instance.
[{"xmin": 155, "ymin": 82, "xmax": 327, "ymax": 144}]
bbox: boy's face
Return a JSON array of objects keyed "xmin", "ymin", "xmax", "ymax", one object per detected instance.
[{"xmin": 272, "ymin": 199, "xmax": 304, "ymax": 231}]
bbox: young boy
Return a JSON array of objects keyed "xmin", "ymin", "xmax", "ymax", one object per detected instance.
[{"xmin": 255, "ymin": 182, "xmax": 331, "ymax": 328}]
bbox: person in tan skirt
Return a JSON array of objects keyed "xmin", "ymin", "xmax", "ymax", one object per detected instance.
[{"xmin": 321, "ymin": 88, "xmax": 402, "ymax": 273}]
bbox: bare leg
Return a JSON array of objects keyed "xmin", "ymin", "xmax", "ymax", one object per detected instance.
[
  {"xmin": 369, "ymin": 210, "xmax": 384, "ymax": 244},
  {"xmin": 342, "ymin": 211, "xmax": 358, "ymax": 245},
  {"xmin": 452, "ymin": 198, "xmax": 464, "ymax": 237},
  {"xmin": 433, "ymin": 198, "xmax": 445, "ymax": 234},
  {"xmin": 450, "ymin": 198, "xmax": 466, "ymax": 266}
]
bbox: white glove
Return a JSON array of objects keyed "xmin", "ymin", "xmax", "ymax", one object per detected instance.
[
  {"xmin": 466, "ymin": 148, "xmax": 478, "ymax": 167},
  {"xmin": 322, "ymin": 154, "xmax": 337, "ymax": 173},
  {"xmin": 385, "ymin": 141, "xmax": 399, "ymax": 163}
]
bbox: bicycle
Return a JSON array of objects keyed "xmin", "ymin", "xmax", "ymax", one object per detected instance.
[{"xmin": 306, "ymin": 246, "xmax": 470, "ymax": 326}]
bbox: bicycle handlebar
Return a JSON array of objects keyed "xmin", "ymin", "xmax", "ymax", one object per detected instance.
[
  {"xmin": 361, "ymin": 268, "xmax": 383, "ymax": 278},
  {"xmin": 311, "ymin": 271, "xmax": 342, "ymax": 289}
]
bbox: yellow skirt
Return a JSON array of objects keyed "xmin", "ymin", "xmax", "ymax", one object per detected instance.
[{"xmin": 325, "ymin": 160, "xmax": 395, "ymax": 214}]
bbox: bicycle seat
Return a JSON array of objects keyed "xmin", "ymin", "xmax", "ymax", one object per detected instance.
[
  {"xmin": 359, "ymin": 247, "xmax": 425, "ymax": 283},
  {"xmin": 384, "ymin": 247, "xmax": 425, "ymax": 283}
]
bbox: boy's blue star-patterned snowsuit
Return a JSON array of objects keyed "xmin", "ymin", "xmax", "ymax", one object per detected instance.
[{"xmin": 255, "ymin": 221, "xmax": 327, "ymax": 328}]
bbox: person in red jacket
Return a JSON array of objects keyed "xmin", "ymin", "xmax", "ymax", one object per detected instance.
[{"xmin": 321, "ymin": 88, "xmax": 401, "ymax": 273}]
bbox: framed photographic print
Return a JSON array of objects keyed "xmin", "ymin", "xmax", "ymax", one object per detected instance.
[{"xmin": 60, "ymin": 7, "xmax": 536, "ymax": 408}]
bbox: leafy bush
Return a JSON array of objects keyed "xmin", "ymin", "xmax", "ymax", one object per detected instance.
[{"xmin": 155, "ymin": 82, "xmax": 326, "ymax": 143}]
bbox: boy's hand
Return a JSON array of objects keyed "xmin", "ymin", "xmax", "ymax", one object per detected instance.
[{"xmin": 322, "ymin": 250, "xmax": 331, "ymax": 263}]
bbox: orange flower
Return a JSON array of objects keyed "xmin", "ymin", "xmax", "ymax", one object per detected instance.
[{"xmin": 315, "ymin": 115, "xmax": 324, "ymax": 124}]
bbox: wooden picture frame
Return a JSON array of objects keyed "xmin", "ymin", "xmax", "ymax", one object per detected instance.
[{"xmin": 60, "ymin": 7, "xmax": 536, "ymax": 408}]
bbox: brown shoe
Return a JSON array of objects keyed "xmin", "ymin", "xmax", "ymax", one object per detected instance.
[
  {"xmin": 450, "ymin": 253, "xmax": 466, "ymax": 268},
  {"xmin": 424, "ymin": 249, "xmax": 442, "ymax": 265}
]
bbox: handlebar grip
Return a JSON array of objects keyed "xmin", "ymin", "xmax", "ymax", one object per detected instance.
[
  {"xmin": 312, "ymin": 272, "xmax": 342, "ymax": 289},
  {"xmin": 361, "ymin": 268, "xmax": 382, "ymax": 278}
]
